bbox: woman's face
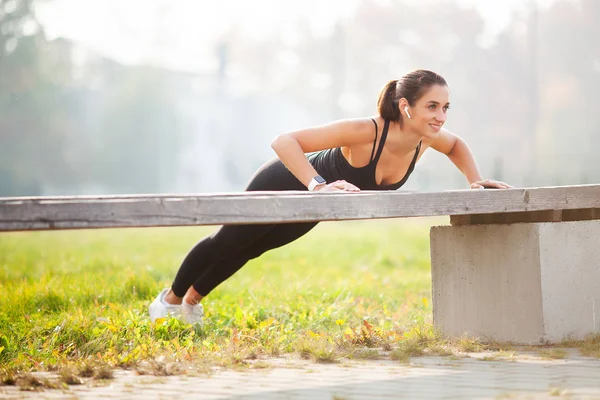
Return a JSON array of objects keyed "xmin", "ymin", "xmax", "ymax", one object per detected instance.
[{"xmin": 405, "ymin": 84, "xmax": 450, "ymax": 139}]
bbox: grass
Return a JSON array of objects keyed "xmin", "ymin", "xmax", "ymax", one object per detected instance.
[
  {"xmin": 537, "ymin": 348, "xmax": 568, "ymax": 360},
  {"xmin": 560, "ymin": 334, "xmax": 600, "ymax": 358},
  {"xmin": 0, "ymin": 218, "xmax": 445, "ymax": 376},
  {"xmin": 1, "ymin": 216, "xmax": 596, "ymax": 384}
]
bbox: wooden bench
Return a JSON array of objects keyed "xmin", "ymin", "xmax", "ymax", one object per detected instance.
[{"xmin": 2, "ymin": 184, "xmax": 599, "ymax": 344}]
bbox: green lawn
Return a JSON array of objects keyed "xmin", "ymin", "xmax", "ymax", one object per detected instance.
[
  {"xmin": 1, "ymin": 216, "xmax": 598, "ymax": 381},
  {"xmin": 1, "ymin": 216, "xmax": 558, "ymax": 379},
  {"xmin": 0, "ymin": 218, "xmax": 441, "ymax": 370}
]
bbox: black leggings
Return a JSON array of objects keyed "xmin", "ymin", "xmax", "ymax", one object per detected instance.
[{"xmin": 171, "ymin": 158, "xmax": 319, "ymax": 297}]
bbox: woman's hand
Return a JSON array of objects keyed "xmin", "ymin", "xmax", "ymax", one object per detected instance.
[
  {"xmin": 470, "ymin": 179, "xmax": 513, "ymax": 190},
  {"xmin": 313, "ymin": 180, "xmax": 360, "ymax": 192}
]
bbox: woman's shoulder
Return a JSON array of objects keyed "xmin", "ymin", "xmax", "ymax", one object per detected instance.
[
  {"xmin": 331, "ymin": 116, "xmax": 384, "ymax": 146},
  {"xmin": 326, "ymin": 116, "xmax": 380, "ymax": 135},
  {"xmin": 330, "ymin": 116, "xmax": 379, "ymax": 125}
]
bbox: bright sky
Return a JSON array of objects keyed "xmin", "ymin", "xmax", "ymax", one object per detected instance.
[{"xmin": 35, "ymin": 0, "xmax": 567, "ymax": 73}]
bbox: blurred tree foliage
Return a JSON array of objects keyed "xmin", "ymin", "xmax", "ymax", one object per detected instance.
[
  {"xmin": 0, "ymin": 0, "xmax": 598, "ymax": 196},
  {"xmin": 0, "ymin": 0, "xmax": 181, "ymax": 196},
  {"xmin": 0, "ymin": 0, "xmax": 66, "ymax": 195}
]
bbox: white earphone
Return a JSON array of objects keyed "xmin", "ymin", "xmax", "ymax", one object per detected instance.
[{"xmin": 404, "ymin": 106, "xmax": 412, "ymax": 119}]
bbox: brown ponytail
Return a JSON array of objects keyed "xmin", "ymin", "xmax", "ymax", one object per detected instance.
[{"xmin": 377, "ymin": 80, "xmax": 400, "ymax": 121}]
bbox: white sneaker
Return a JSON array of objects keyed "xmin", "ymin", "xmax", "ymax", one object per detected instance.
[
  {"xmin": 148, "ymin": 288, "xmax": 182, "ymax": 322},
  {"xmin": 182, "ymin": 301, "xmax": 204, "ymax": 325}
]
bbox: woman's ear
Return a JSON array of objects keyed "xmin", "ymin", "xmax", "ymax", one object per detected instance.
[
  {"xmin": 398, "ymin": 98, "xmax": 408, "ymax": 111},
  {"xmin": 398, "ymin": 98, "xmax": 410, "ymax": 119}
]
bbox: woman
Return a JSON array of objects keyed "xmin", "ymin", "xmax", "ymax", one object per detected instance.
[{"xmin": 149, "ymin": 69, "xmax": 511, "ymax": 324}]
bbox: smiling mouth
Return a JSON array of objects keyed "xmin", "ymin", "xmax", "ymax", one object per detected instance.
[{"xmin": 429, "ymin": 123, "xmax": 442, "ymax": 130}]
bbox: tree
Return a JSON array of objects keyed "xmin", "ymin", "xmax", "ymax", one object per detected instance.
[{"xmin": 0, "ymin": 0, "xmax": 76, "ymax": 195}]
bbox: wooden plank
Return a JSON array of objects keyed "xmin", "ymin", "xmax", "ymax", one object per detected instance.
[
  {"xmin": 449, "ymin": 215, "xmax": 473, "ymax": 225},
  {"xmin": 1, "ymin": 185, "xmax": 599, "ymax": 232},
  {"xmin": 450, "ymin": 210, "xmax": 564, "ymax": 226},
  {"xmin": 562, "ymin": 208, "xmax": 600, "ymax": 222},
  {"xmin": 451, "ymin": 208, "xmax": 600, "ymax": 226}
]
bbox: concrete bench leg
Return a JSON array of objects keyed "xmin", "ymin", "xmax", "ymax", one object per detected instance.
[{"xmin": 430, "ymin": 220, "xmax": 600, "ymax": 344}]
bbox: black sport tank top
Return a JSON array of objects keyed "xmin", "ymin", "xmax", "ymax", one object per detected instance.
[{"xmin": 308, "ymin": 119, "xmax": 422, "ymax": 191}]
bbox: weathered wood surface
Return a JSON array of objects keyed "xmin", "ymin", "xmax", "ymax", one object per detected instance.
[
  {"xmin": 1, "ymin": 185, "xmax": 599, "ymax": 232},
  {"xmin": 449, "ymin": 209, "xmax": 600, "ymax": 225}
]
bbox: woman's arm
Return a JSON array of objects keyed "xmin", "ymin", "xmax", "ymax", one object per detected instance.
[
  {"xmin": 270, "ymin": 118, "xmax": 374, "ymax": 191},
  {"xmin": 429, "ymin": 128, "xmax": 512, "ymax": 189}
]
